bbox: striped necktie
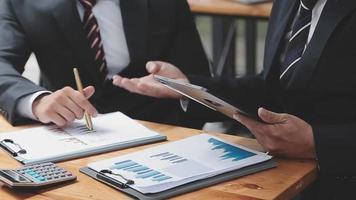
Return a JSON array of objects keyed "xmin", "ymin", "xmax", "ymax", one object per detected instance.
[
  {"xmin": 280, "ymin": 0, "xmax": 318, "ymax": 80},
  {"xmin": 79, "ymin": 0, "xmax": 108, "ymax": 78}
]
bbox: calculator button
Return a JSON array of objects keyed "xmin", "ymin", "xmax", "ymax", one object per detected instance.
[{"xmin": 38, "ymin": 177, "xmax": 46, "ymax": 182}]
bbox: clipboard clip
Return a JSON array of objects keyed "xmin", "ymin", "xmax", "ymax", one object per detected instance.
[
  {"xmin": 0, "ymin": 139, "xmax": 27, "ymax": 157},
  {"xmin": 97, "ymin": 169, "xmax": 134, "ymax": 189}
]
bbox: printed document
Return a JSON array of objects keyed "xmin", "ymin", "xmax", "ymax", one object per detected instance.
[
  {"xmin": 0, "ymin": 112, "xmax": 165, "ymax": 164},
  {"xmin": 88, "ymin": 134, "xmax": 272, "ymax": 194}
]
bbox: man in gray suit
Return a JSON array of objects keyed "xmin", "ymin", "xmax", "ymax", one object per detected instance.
[{"xmin": 0, "ymin": 0, "xmax": 209, "ymax": 127}]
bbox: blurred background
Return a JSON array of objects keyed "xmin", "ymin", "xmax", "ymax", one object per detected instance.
[
  {"xmin": 23, "ymin": 17, "xmax": 268, "ymax": 90},
  {"xmin": 196, "ymin": 17, "xmax": 267, "ymax": 76}
]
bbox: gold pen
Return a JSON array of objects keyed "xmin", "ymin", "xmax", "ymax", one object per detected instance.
[{"xmin": 73, "ymin": 68, "xmax": 94, "ymax": 131}]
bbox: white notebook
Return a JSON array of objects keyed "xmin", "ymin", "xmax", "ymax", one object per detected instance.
[{"xmin": 0, "ymin": 112, "xmax": 166, "ymax": 164}]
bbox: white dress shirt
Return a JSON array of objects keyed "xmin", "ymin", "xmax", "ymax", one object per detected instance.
[
  {"xmin": 17, "ymin": 0, "xmax": 130, "ymax": 120},
  {"xmin": 308, "ymin": 0, "xmax": 327, "ymax": 43},
  {"xmin": 76, "ymin": 0, "xmax": 130, "ymax": 77}
]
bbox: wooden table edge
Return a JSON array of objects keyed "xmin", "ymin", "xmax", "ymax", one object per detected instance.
[{"xmin": 188, "ymin": 0, "xmax": 273, "ymax": 18}]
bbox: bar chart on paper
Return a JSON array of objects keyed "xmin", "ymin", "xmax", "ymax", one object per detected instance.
[
  {"xmin": 88, "ymin": 134, "xmax": 272, "ymax": 193},
  {"xmin": 150, "ymin": 152, "xmax": 187, "ymax": 164},
  {"xmin": 110, "ymin": 160, "xmax": 172, "ymax": 182},
  {"xmin": 208, "ymin": 138, "xmax": 256, "ymax": 161},
  {"xmin": 107, "ymin": 151, "xmax": 212, "ymax": 186}
]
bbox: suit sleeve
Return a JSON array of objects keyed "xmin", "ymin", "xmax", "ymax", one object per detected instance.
[
  {"xmin": 313, "ymin": 124, "xmax": 356, "ymax": 178},
  {"xmin": 164, "ymin": 0, "xmax": 210, "ymax": 77},
  {"xmin": 0, "ymin": 0, "xmax": 46, "ymax": 125}
]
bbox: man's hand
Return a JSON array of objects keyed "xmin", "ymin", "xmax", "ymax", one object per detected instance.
[
  {"xmin": 32, "ymin": 86, "xmax": 98, "ymax": 127},
  {"xmin": 234, "ymin": 108, "xmax": 316, "ymax": 159},
  {"xmin": 112, "ymin": 61, "xmax": 188, "ymax": 99}
]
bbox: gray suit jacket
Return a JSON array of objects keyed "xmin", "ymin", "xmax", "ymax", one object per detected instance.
[{"xmin": 0, "ymin": 0, "xmax": 209, "ymax": 126}]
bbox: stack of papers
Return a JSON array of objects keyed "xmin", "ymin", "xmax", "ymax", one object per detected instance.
[{"xmin": 88, "ymin": 134, "xmax": 272, "ymax": 194}]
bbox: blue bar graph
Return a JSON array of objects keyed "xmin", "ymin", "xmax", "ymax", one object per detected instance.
[
  {"xmin": 110, "ymin": 160, "xmax": 137, "ymax": 170},
  {"xmin": 161, "ymin": 155, "xmax": 180, "ymax": 160},
  {"xmin": 208, "ymin": 138, "xmax": 256, "ymax": 161},
  {"xmin": 150, "ymin": 152, "xmax": 171, "ymax": 157},
  {"xmin": 172, "ymin": 158, "xmax": 187, "ymax": 164},
  {"xmin": 138, "ymin": 169, "xmax": 152, "ymax": 174},
  {"xmin": 123, "ymin": 164, "xmax": 140, "ymax": 170},
  {"xmin": 154, "ymin": 176, "xmax": 172, "ymax": 182},
  {"xmin": 136, "ymin": 171, "xmax": 160, "ymax": 179},
  {"xmin": 150, "ymin": 152, "xmax": 188, "ymax": 164},
  {"xmin": 110, "ymin": 160, "xmax": 172, "ymax": 182},
  {"xmin": 129, "ymin": 166, "xmax": 149, "ymax": 172}
]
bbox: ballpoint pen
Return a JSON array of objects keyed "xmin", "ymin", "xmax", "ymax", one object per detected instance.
[{"xmin": 73, "ymin": 68, "xmax": 94, "ymax": 131}]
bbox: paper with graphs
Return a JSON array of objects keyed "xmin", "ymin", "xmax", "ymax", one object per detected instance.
[
  {"xmin": 88, "ymin": 134, "xmax": 272, "ymax": 194},
  {"xmin": 0, "ymin": 112, "xmax": 165, "ymax": 164}
]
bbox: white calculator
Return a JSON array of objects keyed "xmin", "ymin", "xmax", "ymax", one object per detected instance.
[{"xmin": 0, "ymin": 162, "xmax": 76, "ymax": 189}]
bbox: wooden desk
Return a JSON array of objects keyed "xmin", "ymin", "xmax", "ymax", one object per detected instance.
[
  {"xmin": 188, "ymin": 0, "xmax": 273, "ymax": 77},
  {"xmin": 0, "ymin": 116, "xmax": 317, "ymax": 200},
  {"xmin": 188, "ymin": 0, "xmax": 272, "ymax": 18}
]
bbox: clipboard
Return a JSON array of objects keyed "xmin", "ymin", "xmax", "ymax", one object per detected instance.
[
  {"xmin": 0, "ymin": 136, "xmax": 166, "ymax": 165},
  {"xmin": 153, "ymin": 75, "xmax": 262, "ymax": 121},
  {"xmin": 80, "ymin": 159, "xmax": 276, "ymax": 200},
  {"xmin": 0, "ymin": 139, "xmax": 27, "ymax": 157},
  {"xmin": 0, "ymin": 112, "xmax": 167, "ymax": 165}
]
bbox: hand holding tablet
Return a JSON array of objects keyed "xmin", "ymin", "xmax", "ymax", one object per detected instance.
[{"xmin": 153, "ymin": 75, "xmax": 262, "ymax": 122}]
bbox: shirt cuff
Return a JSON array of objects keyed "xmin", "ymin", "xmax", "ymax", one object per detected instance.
[
  {"xmin": 180, "ymin": 98, "xmax": 189, "ymax": 112},
  {"xmin": 16, "ymin": 91, "xmax": 52, "ymax": 120}
]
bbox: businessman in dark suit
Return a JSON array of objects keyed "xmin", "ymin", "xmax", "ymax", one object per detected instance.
[
  {"xmin": 0, "ymin": 0, "xmax": 209, "ymax": 127},
  {"xmin": 114, "ymin": 0, "xmax": 356, "ymax": 199}
]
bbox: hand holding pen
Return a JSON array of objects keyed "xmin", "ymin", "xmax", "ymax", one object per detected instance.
[
  {"xmin": 32, "ymin": 75, "xmax": 98, "ymax": 127},
  {"xmin": 73, "ymin": 68, "xmax": 95, "ymax": 131}
]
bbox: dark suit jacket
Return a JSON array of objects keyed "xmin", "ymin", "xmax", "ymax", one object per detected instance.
[
  {"xmin": 187, "ymin": 0, "xmax": 356, "ymax": 199},
  {"xmin": 0, "ymin": 0, "xmax": 209, "ymax": 126}
]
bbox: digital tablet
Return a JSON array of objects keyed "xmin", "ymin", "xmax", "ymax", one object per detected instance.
[{"xmin": 154, "ymin": 75, "xmax": 261, "ymax": 121}]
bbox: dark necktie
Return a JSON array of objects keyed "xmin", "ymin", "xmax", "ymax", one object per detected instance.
[
  {"xmin": 280, "ymin": 0, "xmax": 318, "ymax": 80},
  {"xmin": 79, "ymin": 0, "xmax": 108, "ymax": 78}
]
